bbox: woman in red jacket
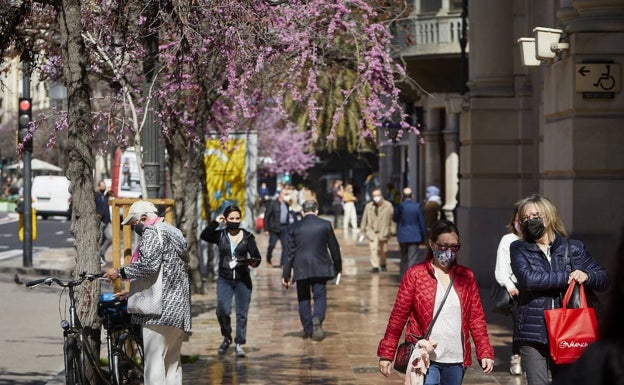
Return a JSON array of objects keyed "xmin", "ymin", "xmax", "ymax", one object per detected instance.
[{"xmin": 377, "ymin": 220, "xmax": 494, "ymax": 384}]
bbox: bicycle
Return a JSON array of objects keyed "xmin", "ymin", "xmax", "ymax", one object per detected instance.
[{"xmin": 25, "ymin": 272, "xmax": 144, "ymax": 385}]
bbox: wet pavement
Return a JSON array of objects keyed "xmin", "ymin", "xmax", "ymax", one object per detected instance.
[
  {"xmin": 0, "ymin": 217, "xmax": 527, "ymax": 385},
  {"xmin": 180, "ymin": 228, "xmax": 526, "ymax": 385}
]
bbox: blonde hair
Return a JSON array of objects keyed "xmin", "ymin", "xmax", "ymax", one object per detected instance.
[{"xmin": 516, "ymin": 195, "xmax": 567, "ymax": 238}]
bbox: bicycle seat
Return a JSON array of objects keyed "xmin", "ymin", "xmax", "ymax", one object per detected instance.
[{"xmin": 98, "ymin": 292, "xmax": 131, "ymax": 329}]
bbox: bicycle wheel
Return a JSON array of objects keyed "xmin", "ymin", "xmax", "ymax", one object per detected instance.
[
  {"xmin": 112, "ymin": 329, "xmax": 144, "ymax": 385},
  {"xmin": 64, "ymin": 336, "xmax": 83, "ymax": 385}
]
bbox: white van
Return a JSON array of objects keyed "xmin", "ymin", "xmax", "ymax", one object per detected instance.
[{"xmin": 31, "ymin": 175, "xmax": 72, "ymax": 219}]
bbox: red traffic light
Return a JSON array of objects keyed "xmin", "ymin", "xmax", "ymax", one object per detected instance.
[{"xmin": 19, "ymin": 98, "xmax": 31, "ymax": 111}]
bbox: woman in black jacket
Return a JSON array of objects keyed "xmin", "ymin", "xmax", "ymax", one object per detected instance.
[
  {"xmin": 510, "ymin": 195, "xmax": 608, "ymax": 385},
  {"xmin": 200, "ymin": 205, "xmax": 261, "ymax": 358}
]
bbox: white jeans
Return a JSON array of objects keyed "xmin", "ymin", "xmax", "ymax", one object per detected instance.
[
  {"xmin": 143, "ymin": 324, "xmax": 185, "ymax": 385},
  {"xmin": 342, "ymin": 202, "xmax": 358, "ymax": 232}
]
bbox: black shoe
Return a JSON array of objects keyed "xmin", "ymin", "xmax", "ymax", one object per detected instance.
[
  {"xmin": 218, "ymin": 337, "xmax": 232, "ymax": 355},
  {"xmin": 370, "ymin": 267, "xmax": 380, "ymax": 273},
  {"xmin": 273, "ymin": 265, "xmax": 282, "ymax": 268},
  {"xmin": 312, "ymin": 317, "xmax": 324, "ymax": 341},
  {"xmin": 302, "ymin": 332, "xmax": 313, "ymax": 339},
  {"xmin": 380, "ymin": 265, "xmax": 387, "ymax": 272}
]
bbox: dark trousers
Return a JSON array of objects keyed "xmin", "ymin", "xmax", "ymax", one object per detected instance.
[
  {"xmin": 510, "ymin": 300, "xmax": 520, "ymax": 354},
  {"xmin": 399, "ymin": 243, "xmax": 423, "ymax": 278},
  {"xmin": 296, "ymin": 278, "xmax": 328, "ymax": 334},
  {"xmin": 266, "ymin": 224, "xmax": 289, "ymax": 265},
  {"xmin": 520, "ymin": 344, "xmax": 568, "ymax": 385},
  {"xmin": 216, "ymin": 277, "xmax": 252, "ymax": 345},
  {"xmin": 332, "ymin": 204, "xmax": 343, "ymax": 228}
]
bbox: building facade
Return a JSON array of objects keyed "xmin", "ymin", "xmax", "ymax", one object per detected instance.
[{"xmin": 383, "ymin": 0, "xmax": 624, "ymax": 285}]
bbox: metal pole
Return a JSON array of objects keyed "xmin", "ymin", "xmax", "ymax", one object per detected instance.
[
  {"xmin": 142, "ymin": 5, "xmax": 161, "ymax": 199},
  {"xmin": 22, "ymin": 66, "xmax": 33, "ymax": 267}
]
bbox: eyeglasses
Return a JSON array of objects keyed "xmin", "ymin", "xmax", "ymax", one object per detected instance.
[
  {"xmin": 434, "ymin": 242, "xmax": 461, "ymax": 253},
  {"xmin": 520, "ymin": 212, "xmax": 541, "ymax": 223}
]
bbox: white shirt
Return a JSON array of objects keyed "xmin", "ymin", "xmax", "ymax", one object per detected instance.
[
  {"xmin": 428, "ymin": 270, "xmax": 463, "ymax": 363},
  {"xmin": 494, "ymin": 232, "xmax": 521, "ymax": 291}
]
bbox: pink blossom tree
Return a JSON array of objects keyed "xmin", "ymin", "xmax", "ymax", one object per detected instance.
[{"xmin": 1, "ymin": 0, "xmax": 417, "ymax": 294}]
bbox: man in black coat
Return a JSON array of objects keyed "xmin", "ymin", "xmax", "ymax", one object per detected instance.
[{"xmin": 282, "ymin": 200, "xmax": 342, "ymax": 341}]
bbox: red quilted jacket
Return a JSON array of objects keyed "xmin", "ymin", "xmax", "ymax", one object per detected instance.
[{"xmin": 377, "ymin": 261, "xmax": 494, "ymax": 367}]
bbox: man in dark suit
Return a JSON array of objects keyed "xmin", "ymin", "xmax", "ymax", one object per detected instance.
[
  {"xmin": 282, "ymin": 200, "xmax": 342, "ymax": 341},
  {"xmin": 393, "ymin": 187, "xmax": 426, "ymax": 278},
  {"xmin": 263, "ymin": 188, "xmax": 290, "ymax": 267}
]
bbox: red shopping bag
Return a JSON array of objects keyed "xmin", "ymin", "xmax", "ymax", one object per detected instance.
[
  {"xmin": 544, "ymin": 281, "xmax": 598, "ymax": 365},
  {"xmin": 255, "ymin": 213, "xmax": 264, "ymax": 232}
]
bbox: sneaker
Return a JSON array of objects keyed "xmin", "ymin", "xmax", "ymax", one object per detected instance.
[
  {"xmin": 312, "ymin": 317, "xmax": 324, "ymax": 341},
  {"xmin": 510, "ymin": 354, "xmax": 522, "ymax": 375},
  {"xmin": 100, "ymin": 257, "xmax": 107, "ymax": 266},
  {"xmin": 218, "ymin": 337, "xmax": 232, "ymax": 355},
  {"xmin": 235, "ymin": 344, "xmax": 246, "ymax": 358},
  {"xmin": 369, "ymin": 267, "xmax": 380, "ymax": 273}
]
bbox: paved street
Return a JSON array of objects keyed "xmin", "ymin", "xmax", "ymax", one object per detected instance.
[{"xmin": 0, "ymin": 219, "xmax": 527, "ymax": 385}]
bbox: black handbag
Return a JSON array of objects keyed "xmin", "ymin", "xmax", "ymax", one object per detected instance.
[
  {"xmin": 491, "ymin": 285, "xmax": 512, "ymax": 315},
  {"xmin": 393, "ymin": 274, "xmax": 456, "ymax": 373}
]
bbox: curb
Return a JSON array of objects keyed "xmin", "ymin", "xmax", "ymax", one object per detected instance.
[{"xmin": 0, "ymin": 266, "xmax": 73, "ymax": 279}]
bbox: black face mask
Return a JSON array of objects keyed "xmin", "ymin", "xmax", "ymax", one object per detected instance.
[
  {"xmin": 134, "ymin": 222, "xmax": 145, "ymax": 237},
  {"xmin": 99, "ymin": 189, "xmax": 107, "ymax": 194},
  {"xmin": 226, "ymin": 221, "xmax": 240, "ymax": 231},
  {"xmin": 521, "ymin": 217, "xmax": 546, "ymax": 241}
]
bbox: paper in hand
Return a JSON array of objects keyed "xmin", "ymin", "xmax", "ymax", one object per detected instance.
[{"xmin": 335, "ymin": 273, "xmax": 341, "ymax": 285}]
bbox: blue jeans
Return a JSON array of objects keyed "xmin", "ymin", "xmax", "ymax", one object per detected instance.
[
  {"xmin": 423, "ymin": 361, "xmax": 464, "ymax": 385},
  {"xmin": 295, "ymin": 278, "xmax": 328, "ymax": 334},
  {"xmin": 216, "ymin": 277, "xmax": 252, "ymax": 345}
]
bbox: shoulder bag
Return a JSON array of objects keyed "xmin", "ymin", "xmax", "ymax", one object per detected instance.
[
  {"xmin": 127, "ymin": 225, "xmax": 164, "ymax": 315},
  {"xmin": 393, "ymin": 274, "xmax": 456, "ymax": 373},
  {"xmin": 491, "ymin": 285, "xmax": 512, "ymax": 315}
]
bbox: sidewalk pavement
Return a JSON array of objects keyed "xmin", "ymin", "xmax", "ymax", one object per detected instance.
[{"xmin": 1, "ymin": 222, "xmax": 526, "ymax": 385}]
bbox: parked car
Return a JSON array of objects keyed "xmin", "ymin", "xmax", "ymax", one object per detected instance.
[{"xmin": 31, "ymin": 175, "xmax": 72, "ymax": 219}]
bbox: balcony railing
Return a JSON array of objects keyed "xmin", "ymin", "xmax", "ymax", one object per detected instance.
[{"xmin": 391, "ymin": 14, "xmax": 468, "ymax": 57}]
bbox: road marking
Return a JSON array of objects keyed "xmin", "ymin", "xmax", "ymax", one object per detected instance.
[{"xmin": 0, "ymin": 249, "xmax": 23, "ymax": 262}]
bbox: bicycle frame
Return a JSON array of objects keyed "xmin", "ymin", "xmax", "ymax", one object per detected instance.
[
  {"xmin": 61, "ymin": 276, "xmax": 113, "ymax": 385},
  {"xmin": 26, "ymin": 272, "xmax": 142, "ymax": 385}
]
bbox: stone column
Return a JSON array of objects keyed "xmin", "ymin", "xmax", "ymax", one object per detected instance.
[
  {"xmin": 422, "ymin": 107, "xmax": 442, "ymax": 195},
  {"xmin": 540, "ymin": 1, "xmax": 624, "ymax": 264},
  {"xmin": 441, "ymin": 112, "xmax": 459, "ymax": 222},
  {"xmin": 457, "ymin": 0, "xmax": 520, "ymax": 285}
]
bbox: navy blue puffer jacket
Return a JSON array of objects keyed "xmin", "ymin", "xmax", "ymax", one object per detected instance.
[{"xmin": 510, "ymin": 234, "xmax": 608, "ymax": 346}]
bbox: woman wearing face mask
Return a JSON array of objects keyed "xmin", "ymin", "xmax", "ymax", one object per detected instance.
[
  {"xmin": 510, "ymin": 195, "xmax": 608, "ymax": 385},
  {"xmin": 200, "ymin": 205, "xmax": 261, "ymax": 358},
  {"xmin": 377, "ymin": 219, "xmax": 494, "ymax": 384}
]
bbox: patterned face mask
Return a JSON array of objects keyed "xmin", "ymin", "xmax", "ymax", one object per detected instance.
[{"xmin": 433, "ymin": 248, "xmax": 456, "ymax": 267}]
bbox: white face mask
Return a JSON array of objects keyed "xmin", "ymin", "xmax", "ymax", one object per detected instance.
[
  {"xmin": 372, "ymin": 196, "xmax": 382, "ymax": 204},
  {"xmin": 283, "ymin": 195, "xmax": 291, "ymax": 202}
]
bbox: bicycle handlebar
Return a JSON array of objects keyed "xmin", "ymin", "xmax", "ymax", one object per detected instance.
[{"xmin": 25, "ymin": 272, "xmax": 105, "ymax": 289}]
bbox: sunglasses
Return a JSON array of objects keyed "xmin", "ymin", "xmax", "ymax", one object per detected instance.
[{"xmin": 434, "ymin": 242, "xmax": 461, "ymax": 253}]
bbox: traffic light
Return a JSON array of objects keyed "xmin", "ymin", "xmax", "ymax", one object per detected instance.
[{"xmin": 17, "ymin": 97, "xmax": 33, "ymax": 151}]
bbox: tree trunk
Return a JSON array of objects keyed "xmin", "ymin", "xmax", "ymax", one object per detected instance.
[
  {"xmin": 166, "ymin": 130, "xmax": 206, "ymax": 293},
  {"xmin": 58, "ymin": 0, "xmax": 101, "ymax": 379}
]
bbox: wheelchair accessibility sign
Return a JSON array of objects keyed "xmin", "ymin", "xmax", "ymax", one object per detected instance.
[{"xmin": 575, "ymin": 63, "xmax": 620, "ymax": 93}]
